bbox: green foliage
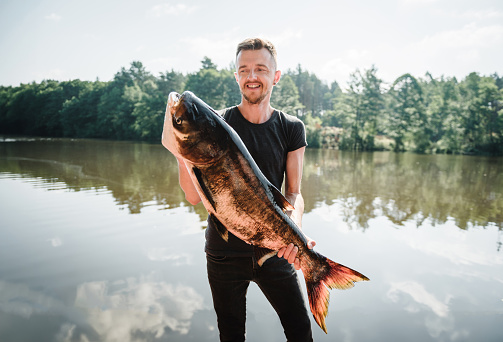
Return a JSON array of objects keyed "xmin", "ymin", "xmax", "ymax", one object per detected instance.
[
  {"xmin": 302, "ymin": 112, "xmax": 323, "ymax": 148},
  {"xmin": 60, "ymin": 81, "xmax": 107, "ymax": 138},
  {"xmin": 271, "ymin": 74, "xmax": 303, "ymax": 115},
  {"xmin": 185, "ymin": 57, "xmax": 240, "ymax": 110},
  {"xmin": 459, "ymin": 73, "xmax": 503, "ymax": 154},
  {"xmin": 286, "ymin": 65, "xmax": 330, "ymax": 117},
  {"xmin": 335, "ymin": 66, "xmax": 384, "ymax": 151},
  {"xmin": 421, "ymin": 74, "xmax": 463, "ymax": 154},
  {"xmin": 388, "ymin": 73, "xmax": 425, "ymax": 152},
  {"xmin": 0, "ymin": 61, "xmax": 501, "ymax": 155}
]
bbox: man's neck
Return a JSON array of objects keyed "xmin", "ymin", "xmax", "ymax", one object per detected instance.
[{"xmin": 237, "ymin": 100, "xmax": 274, "ymax": 124}]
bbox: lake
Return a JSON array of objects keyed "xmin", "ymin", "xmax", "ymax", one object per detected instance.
[{"xmin": 0, "ymin": 137, "xmax": 502, "ymax": 342}]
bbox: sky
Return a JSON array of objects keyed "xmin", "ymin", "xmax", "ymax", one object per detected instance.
[{"xmin": 1, "ymin": 0, "xmax": 502, "ymax": 89}]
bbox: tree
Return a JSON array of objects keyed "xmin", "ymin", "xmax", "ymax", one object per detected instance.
[
  {"xmin": 341, "ymin": 66, "xmax": 384, "ymax": 151},
  {"xmin": 303, "ymin": 112, "xmax": 323, "ymax": 148},
  {"xmin": 492, "ymin": 73, "xmax": 503, "ymax": 90},
  {"xmin": 185, "ymin": 57, "xmax": 227, "ymax": 109},
  {"xmin": 358, "ymin": 66, "xmax": 384, "ymax": 150},
  {"xmin": 220, "ymin": 67, "xmax": 241, "ymax": 108},
  {"xmin": 421, "ymin": 74, "xmax": 463, "ymax": 153},
  {"xmin": 271, "ymin": 74, "xmax": 303, "ymax": 115},
  {"xmin": 321, "ymin": 81, "xmax": 344, "ymax": 127},
  {"xmin": 201, "ymin": 56, "xmax": 218, "ymax": 70},
  {"xmin": 60, "ymin": 81, "xmax": 106, "ymax": 138},
  {"xmin": 97, "ymin": 61, "xmax": 156, "ymax": 140},
  {"xmin": 460, "ymin": 73, "xmax": 503, "ymax": 153},
  {"xmin": 130, "ymin": 79, "xmax": 162, "ymax": 141},
  {"xmin": 1, "ymin": 59, "xmax": 502, "ymax": 155},
  {"xmin": 157, "ymin": 70, "xmax": 186, "ymax": 95},
  {"xmin": 286, "ymin": 65, "xmax": 331, "ymax": 117},
  {"xmin": 388, "ymin": 73, "xmax": 425, "ymax": 152}
]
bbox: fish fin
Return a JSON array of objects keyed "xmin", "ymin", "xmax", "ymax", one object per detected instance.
[
  {"xmin": 303, "ymin": 251, "xmax": 369, "ymax": 333},
  {"xmin": 254, "ymin": 247, "xmax": 277, "ymax": 266},
  {"xmin": 192, "ymin": 166, "xmax": 216, "ymax": 211},
  {"xmin": 269, "ymin": 185, "xmax": 295, "ymax": 212},
  {"xmin": 209, "ymin": 215, "xmax": 228, "ymax": 242}
]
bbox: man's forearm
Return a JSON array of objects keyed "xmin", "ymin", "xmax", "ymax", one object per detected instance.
[
  {"xmin": 177, "ymin": 157, "xmax": 201, "ymax": 205},
  {"xmin": 285, "ymin": 192, "xmax": 304, "ymax": 228}
]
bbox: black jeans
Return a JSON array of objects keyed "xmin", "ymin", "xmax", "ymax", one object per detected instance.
[{"xmin": 206, "ymin": 253, "xmax": 313, "ymax": 342}]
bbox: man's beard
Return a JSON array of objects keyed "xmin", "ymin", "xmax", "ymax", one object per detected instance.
[{"xmin": 241, "ymin": 85, "xmax": 270, "ymax": 105}]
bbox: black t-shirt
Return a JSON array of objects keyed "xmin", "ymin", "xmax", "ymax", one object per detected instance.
[{"xmin": 204, "ymin": 106, "xmax": 307, "ymax": 256}]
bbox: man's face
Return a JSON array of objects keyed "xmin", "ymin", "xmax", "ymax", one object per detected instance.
[{"xmin": 235, "ymin": 48, "xmax": 281, "ymax": 105}]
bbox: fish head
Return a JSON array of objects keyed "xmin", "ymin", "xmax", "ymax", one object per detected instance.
[{"xmin": 162, "ymin": 91, "xmax": 229, "ymax": 164}]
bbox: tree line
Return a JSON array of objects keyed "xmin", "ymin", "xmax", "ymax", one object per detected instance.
[{"xmin": 1, "ymin": 58, "xmax": 502, "ymax": 155}]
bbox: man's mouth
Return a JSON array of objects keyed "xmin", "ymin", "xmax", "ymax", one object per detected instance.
[{"xmin": 246, "ymin": 83, "xmax": 261, "ymax": 89}]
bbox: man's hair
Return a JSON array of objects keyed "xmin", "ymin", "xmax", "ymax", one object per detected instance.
[{"xmin": 236, "ymin": 37, "xmax": 277, "ymax": 70}]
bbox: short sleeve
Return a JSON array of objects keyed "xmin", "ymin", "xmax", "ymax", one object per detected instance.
[{"xmin": 286, "ymin": 115, "xmax": 307, "ymax": 152}]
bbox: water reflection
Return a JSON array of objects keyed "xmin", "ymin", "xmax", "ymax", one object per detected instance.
[
  {"xmin": 304, "ymin": 149, "xmax": 503, "ymax": 232},
  {"xmin": 1, "ymin": 137, "xmax": 502, "ymax": 342},
  {"xmin": 0, "ymin": 275, "xmax": 206, "ymax": 342},
  {"xmin": 387, "ymin": 281, "xmax": 449, "ymax": 317},
  {"xmin": 74, "ymin": 275, "xmax": 205, "ymax": 338},
  {"xmin": 0, "ymin": 138, "xmax": 209, "ymax": 221},
  {"xmin": 1, "ymin": 138, "xmax": 502, "ymax": 231}
]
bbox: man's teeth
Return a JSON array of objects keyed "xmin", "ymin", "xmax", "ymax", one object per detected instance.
[{"xmin": 247, "ymin": 84, "xmax": 260, "ymax": 88}]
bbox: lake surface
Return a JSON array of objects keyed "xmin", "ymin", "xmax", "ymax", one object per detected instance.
[{"xmin": 0, "ymin": 137, "xmax": 502, "ymax": 342}]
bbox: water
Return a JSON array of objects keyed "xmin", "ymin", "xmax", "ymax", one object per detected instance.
[{"xmin": 0, "ymin": 137, "xmax": 502, "ymax": 342}]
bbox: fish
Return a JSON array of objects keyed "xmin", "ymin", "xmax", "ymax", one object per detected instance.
[{"xmin": 161, "ymin": 90, "xmax": 369, "ymax": 333}]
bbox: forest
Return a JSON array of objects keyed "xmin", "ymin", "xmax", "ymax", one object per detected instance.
[{"xmin": 1, "ymin": 58, "xmax": 502, "ymax": 155}]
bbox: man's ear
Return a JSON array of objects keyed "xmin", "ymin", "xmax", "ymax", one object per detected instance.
[{"xmin": 274, "ymin": 70, "xmax": 281, "ymax": 85}]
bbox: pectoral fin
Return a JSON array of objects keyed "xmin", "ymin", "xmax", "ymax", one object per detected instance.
[
  {"xmin": 269, "ymin": 185, "xmax": 294, "ymax": 212},
  {"xmin": 192, "ymin": 166, "xmax": 216, "ymax": 211},
  {"xmin": 254, "ymin": 247, "xmax": 278, "ymax": 266},
  {"xmin": 209, "ymin": 214, "xmax": 228, "ymax": 242}
]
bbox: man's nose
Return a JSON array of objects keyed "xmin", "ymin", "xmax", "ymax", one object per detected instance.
[{"xmin": 247, "ymin": 70, "xmax": 257, "ymax": 79}]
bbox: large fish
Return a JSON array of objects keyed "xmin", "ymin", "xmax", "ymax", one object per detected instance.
[{"xmin": 162, "ymin": 91, "xmax": 369, "ymax": 333}]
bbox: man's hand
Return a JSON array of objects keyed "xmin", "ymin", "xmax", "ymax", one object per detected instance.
[{"xmin": 277, "ymin": 237, "xmax": 316, "ymax": 270}]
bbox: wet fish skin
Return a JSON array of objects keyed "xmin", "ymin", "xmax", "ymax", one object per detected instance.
[{"xmin": 162, "ymin": 91, "xmax": 369, "ymax": 333}]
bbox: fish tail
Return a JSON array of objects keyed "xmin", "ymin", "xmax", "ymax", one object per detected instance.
[{"xmin": 303, "ymin": 252, "xmax": 369, "ymax": 333}]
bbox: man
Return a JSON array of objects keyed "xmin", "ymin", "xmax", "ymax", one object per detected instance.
[{"xmin": 173, "ymin": 37, "xmax": 315, "ymax": 341}]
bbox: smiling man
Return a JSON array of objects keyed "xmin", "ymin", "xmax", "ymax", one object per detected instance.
[
  {"xmin": 235, "ymin": 45, "xmax": 280, "ymax": 107},
  {"xmin": 174, "ymin": 37, "xmax": 315, "ymax": 341}
]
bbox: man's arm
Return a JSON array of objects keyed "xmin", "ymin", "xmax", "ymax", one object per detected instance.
[
  {"xmin": 176, "ymin": 157, "xmax": 202, "ymax": 205},
  {"xmin": 277, "ymin": 146, "xmax": 316, "ymax": 270},
  {"xmin": 283, "ymin": 147, "xmax": 305, "ymax": 228}
]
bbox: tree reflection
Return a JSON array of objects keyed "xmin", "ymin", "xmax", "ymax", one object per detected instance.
[
  {"xmin": 0, "ymin": 138, "xmax": 207, "ymax": 222},
  {"xmin": 302, "ymin": 149, "xmax": 503, "ymax": 231},
  {"xmin": 1, "ymin": 138, "xmax": 502, "ymax": 232}
]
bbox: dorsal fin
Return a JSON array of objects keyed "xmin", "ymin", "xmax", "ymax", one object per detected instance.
[{"xmin": 269, "ymin": 185, "xmax": 295, "ymax": 212}]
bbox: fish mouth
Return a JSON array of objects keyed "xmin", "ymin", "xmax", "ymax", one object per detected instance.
[{"xmin": 168, "ymin": 92, "xmax": 182, "ymax": 115}]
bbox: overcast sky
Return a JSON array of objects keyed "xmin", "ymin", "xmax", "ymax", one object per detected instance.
[{"xmin": 1, "ymin": 0, "xmax": 502, "ymax": 89}]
